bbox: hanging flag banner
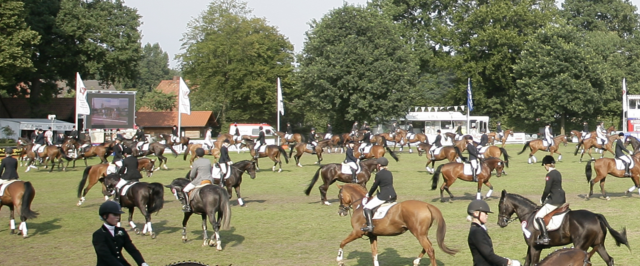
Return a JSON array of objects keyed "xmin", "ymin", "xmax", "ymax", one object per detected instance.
[
  {"xmin": 454, "ymin": 106, "xmax": 458, "ymax": 111},
  {"xmin": 179, "ymin": 77, "xmax": 191, "ymax": 115},
  {"xmin": 467, "ymin": 78, "xmax": 474, "ymax": 112},
  {"xmin": 76, "ymin": 73, "xmax": 91, "ymax": 115},
  {"xmin": 277, "ymin": 77, "xmax": 285, "ymax": 115}
]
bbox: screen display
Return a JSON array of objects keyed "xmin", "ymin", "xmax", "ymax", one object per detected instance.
[{"xmin": 86, "ymin": 93, "xmax": 135, "ymax": 129}]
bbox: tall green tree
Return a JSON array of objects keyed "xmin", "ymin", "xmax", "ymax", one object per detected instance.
[
  {"xmin": 297, "ymin": 4, "xmax": 419, "ymax": 132},
  {"xmin": 177, "ymin": 0, "xmax": 294, "ymax": 128},
  {"xmin": 138, "ymin": 90, "xmax": 176, "ymax": 111},
  {"xmin": 0, "ymin": 0, "xmax": 39, "ymax": 89},
  {"xmin": 128, "ymin": 43, "xmax": 172, "ymax": 92}
]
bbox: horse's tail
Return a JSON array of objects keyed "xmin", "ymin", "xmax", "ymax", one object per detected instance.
[
  {"xmin": 146, "ymin": 182, "xmax": 165, "ymax": 214},
  {"xmin": 57, "ymin": 146, "xmax": 70, "ymax": 160},
  {"xmin": 431, "ymin": 164, "xmax": 444, "ymax": 190},
  {"xmin": 21, "ymin": 182, "xmax": 38, "ymax": 220},
  {"xmin": 78, "ymin": 166, "xmax": 92, "ymax": 198},
  {"xmin": 219, "ymin": 187, "xmax": 232, "ymax": 230},
  {"xmin": 499, "ymin": 147, "xmax": 509, "ymax": 168},
  {"xmin": 585, "ymin": 160, "xmax": 593, "ymax": 183},
  {"xmin": 427, "ymin": 204, "xmax": 458, "ymax": 255},
  {"xmin": 183, "ymin": 144, "xmax": 190, "ymax": 161},
  {"xmin": 277, "ymin": 145, "xmax": 289, "ymax": 164},
  {"xmin": 382, "ymin": 137, "xmax": 399, "ymax": 162},
  {"xmin": 304, "ymin": 167, "xmax": 322, "ymax": 196},
  {"xmin": 517, "ymin": 141, "xmax": 531, "ymax": 155},
  {"xmin": 574, "ymin": 139, "xmax": 584, "ymax": 156},
  {"xmin": 454, "ymin": 146, "xmax": 464, "ymax": 159},
  {"xmin": 595, "ymin": 213, "xmax": 629, "ymax": 249}
]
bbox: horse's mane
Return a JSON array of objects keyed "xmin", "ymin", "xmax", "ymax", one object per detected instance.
[
  {"xmin": 507, "ymin": 193, "xmax": 537, "ymax": 207},
  {"xmin": 171, "ymin": 178, "xmax": 190, "ymax": 187},
  {"xmin": 233, "ymin": 160, "xmax": 252, "ymax": 168},
  {"xmin": 343, "ymin": 183, "xmax": 366, "ymax": 195}
]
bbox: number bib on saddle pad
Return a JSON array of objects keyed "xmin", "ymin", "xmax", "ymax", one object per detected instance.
[
  {"xmin": 0, "ymin": 180, "xmax": 19, "ymax": 197},
  {"xmin": 463, "ymin": 163, "xmax": 482, "ymax": 175},
  {"xmin": 120, "ymin": 181, "xmax": 138, "ymax": 196},
  {"xmin": 430, "ymin": 147, "xmax": 443, "ymax": 156},
  {"xmin": 532, "ymin": 212, "xmax": 568, "ymax": 232},
  {"xmin": 341, "ymin": 163, "xmax": 361, "ymax": 174},
  {"xmin": 360, "ymin": 144, "xmax": 373, "ymax": 154},
  {"xmin": 615, "ymin": 158, "xmax": 634, "ymax": 170},
  {"xmin": 478, "ymin": 146, "xmax": 490, "ymax": 154},
  {"xmin": 372, "ymin": 202, "xmax": 398, "ymax": 220}
]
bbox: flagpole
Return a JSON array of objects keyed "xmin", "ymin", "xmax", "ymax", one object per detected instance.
[
  {"xmin": 623, "ymin": 78, "xmax": 627, "ymax": 132},
  {"xmin": 277, "ymin": 77, "xmax": 281, "ymax": 146},
  {"xmin": 178, "ymin": 79, "xmax": 182, "ymax": 139},
  {"xmin": 466, "ymin": 78, "xmax": 470, "ymax": 135}
]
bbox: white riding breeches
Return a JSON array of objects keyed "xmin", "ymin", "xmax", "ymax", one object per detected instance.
[
  {"xmin": 32, "ymin": 144, "xmax": 42, "ymax": 152},
  {"xmin": 324, "ymin": 134, "xmax": 332, "ymax": 140},
  {"xmin": 545, "ymin": 137, "xmax": 554, "ymax": 147},
  {"xmin": 364, "ymin": 197, "xmax": 385, "ymax": 210},
  {"xmin": 619, "ymin": 155, "xmax": 631, "ymax": 164},
  {"xmin": 115, "ymin": 178, "xmax": 128, "ymax": 190},
  {"xmin": 183, "ymin": 183, "xmax": 196, "ymax": 193},
  {"xmin": 535, "ymin": 203, "xmax": 558, "ymax": 219},
  {"xmin": 346, "ymin": 161, "xmax": 359, "ymax": 172},
  {"xmin": 220, "ymin": 162, "xmax": 232, "ymax": 178},
  {"xmin": 470, "ymin": 159, "xmax": 478, "ymax": 170},
  {"xmin": 311, "ymin": 141, "xmax": 318, "ymax": 146}
]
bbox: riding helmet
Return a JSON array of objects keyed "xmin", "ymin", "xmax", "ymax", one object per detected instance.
[
  {"xmin": 259, "ymin": 126, "xmax": 263, "ymax": 130},
  {"xmin": 195, "ymin": 147, "xmax": 205, "ymax": 157},
  {"xmin": 619, "ymin": 132, "xmax": 625, "ymax": 137},
  {"xmin": 437, "ymin": 129, "xmax": 441, "ymax": 133},
  {"xmin": 467, "ymin": 200, "xmax": 492, "ymax": 215},
  {"xmin": 541, "ymin": 155, "xmax": 555, "ymax": 166},
  {"xmin": 99, "ymin": 201, "xmax": 125, "ymax": 217},
  {"xmin": 123, "ymin": 147, "xmax": 132, "ymax": 155},
  {"xmin": 5, "ymin": 148, "xmax": 13, "ymax": 155},
  {"xmin": 377, "ymin": 157, "xmax": 389, "ymax": 166}
]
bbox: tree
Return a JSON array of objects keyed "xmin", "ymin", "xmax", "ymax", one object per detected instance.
[
  {"xmin": 297, "ymin": 5, "xmax": 419, "ymax": 132},
  {"xmin": 177, "ymin": 0, "xmax": 294, "ymax": 128},
  {"xmin": 126, "ymin": 43, "xmax": 172, "ymax": 92},
  {"xmin": 138, "ymin": 90, "xmax": 176, "ymax": 111},
  {"xmin": 0, "ymin": 0, "xmax": 39, "ymax": 89}
]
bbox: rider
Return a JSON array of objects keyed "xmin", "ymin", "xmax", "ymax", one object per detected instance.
[
  {"xmin": 350, "ymin": 121, "xmax": 359, "ymax": 137},
  {"xmin": 0, "ymin": 148, "xmax": 19, "ymax": 185},
  {"xmin": 361, "ymin": 157, "xmax": 396, "ymax": 232},
  {"xmin": 33, "ymin": 128, "xmax": 45, "ymax": 161},
  {"xmin": 54, "ymin": 132, "xmax": 65, "ymax": 147},
  {"xmin": 534, "ymin": 155, "xmax": 566, "ymax": 245},
  {"xmin": 94, "ymin": 201, "xmax": 149, "ymax": 266},
  {"xmin": 496, "ymin": 122, "xmax": 503, "ymax": 140},
  {"xmin": 254, "ymin": 126, "xmax": 266, "ymax": 159},
  {"xmin": 134, "ymin": 127, "xmax": 146, "ymax": 151},
  {"xmin": 115, "ymin": 128, "xmax": 124, "ymax": 141},
  {"xmin": 466, "ymin": 135, "xmax": 479, "ymax": 182},
  {"xmin": 596, "ymin": 122, "xmax": 607, "ymax": 146},
  {"xmin": 406, "ymin": 122, "xmax": 414, "ymax": 140},
  {"xmin": 233, "ymin": 122, "xmax": 241, "ymax": 142},
  {"xmin": 615, "ymin": 132, "xmax": 633, "ymax": 177},
  {"xmin": 308, "ymin": 128, "xmax": 318, "ymax": 154},
  {"xmin": 181, "ymin": 147, "xmax": 213, "ymax": 212},
  {"xmin": 345, "ymin": 141, "xmax": 359, "ymax": 183},
  {"xmin": 467, "ymin": 200, "xmax": 521, "ymax": 266},
  {"xmin": 69, "ymin": 125, "xmax": 79, "ymax": 140},
  {"xmin": 479, "ymin": 129, "xmax": 489, "ymax": 148},
  {"xmin": 582, "ymin": 121, "xmax": 590, "ymax": 139},
  {"xmin": 361, "ymin": 121, "xmax": 370, "ymax": 131},
  {"xmin": 325, "ymin": 123, "xmax": 332, "ymax": 140},
  {"xmin": 544, "ymin": 123, "xmax": 554, "ymax": 152},
  {"xmin": 113, "ymin": 148, "xmax": 142, "ymax": 203},
  {"xmin": 218, "ymin": 139, "xmax": 232, "ymax": 186},
  {"xmin": 390, "ymin": 122, "xmax": 397, "ymax": 139},
  {"xmin": 286, "ymin": 122, "xmax": 293, "ymax": 140},
  {"xmin": 44, "ymin": 127, "xmax": 53, "ymax": 145},
  {"xmin": 204, "ymin": 127, "xmax": 213, "ymax": 150},
  {"xmin": 455, "ymin": 124, "xmax": 464, "ymax": 138},
  {"xmin": 172, "ymin": 125, "xmax": 179, "ymax": 143},
  {"xmin": 429, "ymin": 129, "xmax": 442, "ymax": 160},
  {"xmin": 111, "ymin": 138, "xmax": 124, "ymax": 173},
  {"xmin": 359, "ymin": 127, "xmax": 372, "ymax": 158}
]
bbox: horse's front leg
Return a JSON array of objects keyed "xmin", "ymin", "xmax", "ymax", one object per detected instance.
[
  {"xmin": 337, "ymin": 230, "xmax": 364, "ymax": 266},
  {"xmin": 233, "ymin": 186, "xmax": 245, "ymax": 206},
  {"xmin": 127, "ymin": 207, "xmax": 139, "ymax": 234},
  {"xmin": 529, "ymin": 247, "xmax": 542, "ymax": 265},
  {"xmin": 369, "ymin": 236, "xmax": 379, "ymax": 266},
  {"xmin": 181, "ymin": 212, "xmax": 193, "ymax": 243},
  {"xmin": 483, "ymin": 181, "xmax": 494, "ymax": 199}
]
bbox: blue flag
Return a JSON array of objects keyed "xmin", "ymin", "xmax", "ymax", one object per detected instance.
[{"xmin": 467, "ymin": 78, "xmax": 473, "ymax": 112}]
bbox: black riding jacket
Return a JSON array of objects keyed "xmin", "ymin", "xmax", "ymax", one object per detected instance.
[
  {"xmin": 308, "ymin": 132, "xmax": 316, "ymax": 144},
  {"xmin": 479, "ymin": 134, "xmax": 488, "ymax": 146},
  {"xmin": 368, "ymin": 169, "xmax": 396, "ymax": 201},
  {"xmin": 468, "ymin": 223, "xmax": 510, "ymax": 266},
  {"xmin": 234, "ymin": 126, "xmax": 240, "ymax": 136},
  {"xmin": 467, "ymin": 143, "xmax": 479, "ymax": 161},
  {"xmin": 407, "ymin": 125, "xmax": 413, "ymax": 133},
  {"xmin": 496, "ymin": 125, "xmax": 502, "ymax": 134},
  {"xmin": 615, "ymin": 139, "xmax": 630, "ymax": 158},
  {"xmin": 172, "ymin": 128, "xmax": 178, "ymax": 136},
  {"xmin": 327, "ymin": 125, "xmax": 332, "ymax": 134},
  {"xmin": 541, "ymin": 169, "xmax": 566, "ymax": 206},
  {"xmin": 583, "ymin": 124, "xmax": 589, "ymax": 133},
  {"xmin": 286, "ymin": 125, "xmax": 293, "ymax": 134},
  {"xmin": 257, "ymin": 131, "xmax": 266, "ymax": 145},
  {"xmin": 432, "ymin": 135, "xmax": 442, "ymax": 148},
  {"xmin": 345, "ymin": 147, "xmax": 357, "ymax": 163},
  {"xmin": 219, "ymin": 146, "xmax": 231, "ymax": 163},
  {"xmin": 135, "ymin": 131, "xmax": 145, "ymax": 142},
  {"xmin": 34, "ymin": 133, "xmax": 45, "ymax": 145},
  {"xmin": 362, "ymin": 132, "xmax": 371, "ymax": 144},
  {"xmin": 351, "ymin": 124, "xmax": 358, "ymax": 131}
]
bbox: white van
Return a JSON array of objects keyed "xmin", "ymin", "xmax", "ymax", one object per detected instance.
[{"xmin": 226, "ymin": 123, "xmax": 277, "ymax": 146}]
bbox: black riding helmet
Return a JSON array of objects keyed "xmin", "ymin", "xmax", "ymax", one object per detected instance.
[
  {"xmin": 541, "ymin": 155, "xmax": 555, "ymax": 166},
  {"xmin": 467, "ymin": 200, "xmax": 493, "ymax": 215},
  {"xmin": 195, "ymin": 147, "xmax": 205, "ymax": 157},
  {"xmin": 377, "ymin": 157, "xmax": 389, "ymax": 166},
  {"xmin": 99, "ymin": 201, "xmax": 125, "ymax": 217}
]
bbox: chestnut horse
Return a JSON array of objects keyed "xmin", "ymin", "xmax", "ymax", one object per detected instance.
[
  {"xmin": 395, "ymin": 129, "xmax": 428, "ymax": 153},
  {"xmin": 275, "ymin": 131, "xmax": 303, "ymax": 145},
  {"xmin": 585, "ymin": 153, "xmax": 640, "ymax": 200},
  {"xmin": 0, "ymin": 181, "xmax": 38, "ymax": 238},
  {"xmin": 159, "ymin": 133, "xmax": 189, "ymax": 153},
  {"xmin": 304, "ymin": 158, "xmax": 379, "ymax": 205},
  {"xmin": 245, "ymin": 140, "xmax": 289, "ymax": 172},
  {"xmin": 537, "ymin": 248, "xmax": 591, "ymax": 266},
  {"xmin": 74, "ymin": 141, "xmax": 114, "ymax": 166},
  {"xmin": 335, "ymin": 184, "xmax": 458, "ymax": 266},
  {"xmin": 574, "ymin": 134, "xmax": 618, "ymax": 162},
  {"xmin": 76, "ymin": 158, "xmax": 156, "ymax": 206},
  {"xmin": 183, "ymin": 143, "xmax": 220, "ymax": 167},
  {"xmin": 497, "ymin": 190, "xmax": 628, "ymax": 266},
  {"xmin": 518, "ymin": 135, "xmax": 567, "ymax": 164},
  {"xmin": 479, "ymin": 146, "xmax": 510, "ymax": 173},
  {"xmin": 488, "ymin": 129, "xmax": 514, "ymax": 147},
  {"xmin": 353, "ymin": 139, "xmax": 399, "ymax": 162},
  {"xmin": 422, "ymin": 144, "xmax": 460, "ymax": 174},
  {"xmin": 290, "ymin": 140, "xmax": 331, "ymax": 167},
  {"xmin": 431, "ymin": 157, "xmax": 505, "ymax": 202},
  {"xmin": 23, "ymin": 144, "xmax": 69, "ymax": 172},
  {"xmin": 371, "ymin": 133, "xmax": 403, "ymax": 151}
]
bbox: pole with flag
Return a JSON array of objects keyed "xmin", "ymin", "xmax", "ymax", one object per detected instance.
[
  {"xmin": 75, "ymin": 73, "xmax": 91, "ymax": 130},
  {"xmin": 178, "ymin": 77, "xmax": 191, "ymax": 144},
  {"xmin": 467, "ymin": 78, "xmax": 473, "ymax": 134},
  {"xmin": 277, "ymin": 77, "xmax": 285, "ymax": 145},
  {"xmin": 623, "ymin": 78, "xmax": 628, "ymax": 132}
]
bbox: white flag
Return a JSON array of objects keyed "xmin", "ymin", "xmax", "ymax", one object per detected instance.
[
  {"xmin": 76, "ymin": 73, "xmax": 91, "ymax": 115},
  {"xmin": 623, "ymin": 78, "xmax": 628, "ymax": 112},
  {"xmin": 277, "ymin": 77, "xmax": 284, "ymax": 115},
  {"xmin": 179, "ymin": 77, "xmax": 191, "ymax": 115}
]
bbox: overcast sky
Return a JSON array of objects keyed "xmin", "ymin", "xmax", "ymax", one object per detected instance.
[{"xmin": 125, "ymin": 0, "xmax": 369, "ymax": 69}]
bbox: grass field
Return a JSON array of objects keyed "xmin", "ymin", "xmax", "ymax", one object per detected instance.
[{"xmin": 0, "ymin": 143, "xmax": 638, "ymax": 266}]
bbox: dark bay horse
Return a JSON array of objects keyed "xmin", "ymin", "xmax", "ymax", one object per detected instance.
[
  {"xmin": 353, "ymin": 139, "xmax": 399, "ymax": 162},
  {"xmin": 497, "ymin": 190, "xmax": 629, "ymax": 266},
  {"xmin": 574, "ymin": 134, "xmax": 618, "ymax": 162},
  {"xmin": 585, "ymin": 155, "xmax": 640, "ymax": 200},
  {"xmin": 183, "ymin": 143, "xmax": 220, "ymax": 167},
  {"xmin": 537, "ymin": 248, "xmax": 591, "ymax": 266},
  {"xmin": 141, "ymin": 141, "xmax": 176, "ymax": 170},
  {"xmin": 275, "ymin": 131, "xmax": 303, "ymax": 145},
  {"xmin": 625, "ymin": 135, "xmax": 640, "ymax": 153},
  {"xmin": 0, "ymin": 181, "xmax": 38, "ymax": 238},
  {"xmin": 326, "ymin": 134, "xmax": 344, "ymax": 153},
  {"xmin": 102, "ymin": 174, "xmax": 164, "ymax": 238},
  {"xmin": 165, "ymin": 178, "xmax": 231, "ymax": 249},
  {"xmin": 304, "ymin": 158, "xmax": 379, "ymax": 205},
  {"xmin": 431, "ymin": 157, "xmax": 505, "ymax": 202},
  {"xmin": 518, "ymin": 135, "xmax": 567, "ymax": 164},
  {"xmin": 290, "ymin": 140, "xmax": 331, "ymax": 167},
  {"xmin": 245, "ymin": 140, "xmax": 289, "ymax": 172},
  {"xmin": 76, "ymin": 159, "xmax": 156, "ymax": 206},
  {"xmin": 204, "ymin": 160, "xmax": 256, "ymax": 207},
  {"xmin": 335, "ymin": 184, "xmax": 458, "ymax": 266}
]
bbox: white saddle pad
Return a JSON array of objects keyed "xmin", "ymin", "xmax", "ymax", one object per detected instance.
[
  {"xmin": 479, "ymin": 146, "xmax": 489, "ymax": 154},
  {"xmin": 341, "ymin": 163, "xmax": 361, "ymax": 174},
  {"xmin": 373, "ymin": 202, "xmax": 398, "ymax": 220},
  {"xmin": 324, "ymin": 134, "xmax": 332, "ymax": 140},
  {"xmin": 211, "ymin": 165, "xmax": 222, "ymax": 179},
  {"xmin": 430, "ymin": 147, "xmax": 443, "ymax": 156},
  {"xmin": 284, "ymin": 134, "xmax": 292, "ymax": 139},
  {"xmin": 583, "ymin": 133, "xmax": 591, "ymax": 139},
  {"xmin": 32, "ymin": 146, "xmax": 45, "ymax": 153},
  {"xmin": 533, "ymin": 212, "xmax": 568, "ymax": 231},
  {"xmin": 463, "ymin": 163, "xmax": 482, "ymax": 175},
  {"xmin": 360, "ymin": 144, "xmax": 373, "ymax": 154},
  {"xmin": 455, "ymin": 135, "xmax": 464, "ymax": 141},
  {"xmin": 159, "ymin": 140, "xmax": 166, "ymax": 145},
  {"xmin": 542, "ymin": 140, "xmax": 549, "ymax": 147},
  {"xmin": 106, "ymin": 164, "xmax": 118, "ymax": 175},
  {"xmin": 0, "ymin": 180, "xmax": 19, "ymax": 197},
  {"xmin": 137, "ymin": 143, "xmax": 149, "ymax": 151},
  {"xmin": 408, "ymin": 134, "xmax": 415, "ymax": 140},
  {"xmin": 615, "ymin": 158, "xmax": 634, "ymax": 170},
  {"xmin": 121, "ymin": 182, "xmax": 137, "ymax": 196},
  {"xmin": 233, "ymin": 136, "xmax": 242, "ymax": 142},
  {"xmin": 257, "ymin": 145, "xmax": 267, "ymax": 153},
  {"xmin": 306, "ymin": 144, "xmax": 315, "ymax": 150}
]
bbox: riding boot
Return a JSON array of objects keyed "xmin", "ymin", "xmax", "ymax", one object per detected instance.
[
  {"xmin": 536, "ymin": 217, "xmax": 550, "ymax": 245},
  {"xmin": 181, "ymin": 191, "xmax": 191, "ymax": 212},
  {"xmin": 113, "ymin": 188, "xmax": 121, "ymax": 203},
  {"xmin": 361, "ymin": 209, "xmax": 374, "ymax": 232},
  {"xmin": 625, "ymin": 162, "xmax": 631, "ymax": 177},
  {"xmin": 472, "ymin": 171, "xmax": 478, "ymax": 182},
  {"xmin": 311, "ymin": 146, "xmax": 317, "ymax": 154},
  {"xmin": 351, "ymin": 170, "xmax": 358, "ymax": 184}
]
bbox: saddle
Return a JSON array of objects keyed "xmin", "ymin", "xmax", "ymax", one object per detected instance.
[
  {"xmin": 0, "ymin": 180, "xmax": 19, "ymax": 197},
  {"xmin": 120, "ymin": 181, "xmax": 138, "ymax": 196},
  {"xmin": 372, "ymin": 201, "xmax": 398, "ymax": 220},
  {"xmin": 341, "ymin": 162, "xmax": 361, "ymax": 174},
  {"xmin": 531, "ymin": 203, "xmax": 570, "ymax": 232},
  {"xmin": 615, "ymin": 158, "xmax": 635, "ymax": 170},
  {"xmin": 543, "ymin": 203, "xmax": 570, "ymax": 226}
]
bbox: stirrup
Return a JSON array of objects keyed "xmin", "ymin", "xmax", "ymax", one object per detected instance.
[
  {"xmin": 360, "ymin": 225, "xmax": 374, "ymax": 232},
  {"xmin": 536, "ymin": 236, "xmax": 550, "ymax": 245}
]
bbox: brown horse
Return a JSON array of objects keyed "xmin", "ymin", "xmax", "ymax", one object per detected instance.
[
  {"xmin": 76, "ymin": 158, "xmax": 157, "ymax": 206},
  {"xmin": 0, "ymin": 181, "xmax": 38, "ymax": 238},
  {"xmin": 335, "ymin": 183, "xmax": 458, "ymax": 266},
  {"xmin": 141, "ymin": 141, "xmax": 176, "ymax": 170},
  {"xmin": 574, "ymin": 134, "xmax": 618, "ymax": 162},
  {"xmin": 213, "ymin": 160, "xmax": 257, "ymax": 207},
  {"xmin": 304, "ymin": 158, "xmax": 379, "ymax": 205},
  {"xmin": 489, "ymin": 129, "xmax": 514, "ymax": 147},
  {"xmin": 23, "ymin": 144, "xmax": 69, "ymax": 172},
  {"xmin": 537, "ymin": 248, "xmax": 591, "ymax": 266},
  {"xmin": 371, "ymin": 132, "xmax": 403, "ymax": 150},
  {"xmin": 353, "ymin": 140, "xmax": 399, "ymax": 162},
  {"xmin": 479, "ymin": 146, "xmax": 510, "ymax": 173},
  {"xmin": 245, "ymin": 140, "xmax": 289, "ymax": 172},
  {"xmin": 275, "ymin": 131, "xmax": 303, "ymax": 145},
  {"xmin": 395, "ymin": 129, "xmax": 428, "ymax": 153},
  {"xmin": 159, "ymin": 133, "xmax": 189, "ymax": 153},
  {"xmin": 518, "ymin": 135, "xmax": 567, "ymax": 164},
  {"xmin": 326, "ymin": 134, "xmax": 345, "ymax": 153},
  {"xmin": 422, "ymin": 144, "xmax": 460, "ymax": 174},
  {"xmin": 585, "ymin": 153, "xmax": 640, "ymax": 200},
  {"xmin": 183, "ymin": 143, "xmax": 220, "ymax": 167},
  {"xmin": 74, "ymin": 141, "xmax": 114, "ymax": 167},
  {"xmin": 431, "ymin": 157, "xmax": 505, "ymax": 202},
  {"xmin": 290, "ymin": 140, "xmax": 331, "ymax": 167}
]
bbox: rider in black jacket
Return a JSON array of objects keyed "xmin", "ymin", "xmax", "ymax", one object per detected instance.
[
  {"xmin": 254, "ymin": 126, "xmax": 266, "ymax": 159},
  {"xmin": 534, "ymin": 155, "xmax": 566, "ymax": 245},
  {"xmin": 467, "ymin": 200, "xmax": 520, "ymax": 266},
  {"xmin": 361, "ymin": 157, "xmax": 396, "ymax": 232},
  {"xmin": 345, "ymin": 141, "xmax": 359, "ymax": 183},
  {"xmin": 308, "ymin": 128, "xmax": 317, "ymax": 154},
  {"xmin": 466, "ymin": 136, "xmax": 480, "ymax": 182}
]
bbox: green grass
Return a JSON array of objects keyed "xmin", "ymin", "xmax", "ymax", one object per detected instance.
[{"xmin": 0, "ymin": 143, "xmax": 638, "ymax": 266}]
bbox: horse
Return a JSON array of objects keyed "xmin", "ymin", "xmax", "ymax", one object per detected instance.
[
  {"xmin": 15, "ymin": 138, "xmax": 31, "ymax": 166},
  {"xmin": 335, "ymin": 183, "xmax": 458, "ymax": 266},
  {"xmin": 0, "ymin": 181, "xmax": 38, "ymax": 238},
  {"xmin": 102, "ymin": 174, "xmax": 164, "ymax": 238},
  {"xmin": 395, "ymin": 129, "xmax": 428, "ymax": 153},
  {"xmin": 140, "ymin": 141, "xmax": 176, "ymax": 170},
  {"xmin": 76, "ymin": 158, "xmax": 156, "ymax": 206},
  {"xmin": 324, "ymin": 134, "xmax": 345, "ymax": 153},
  {"xmin": 574, "ymin": 134, "xmax": 618, "ymax": 162},
  {"xmin": 304, "ymin": 158, "xmax": 379, "ymax": 205},
  {"xmin": 245, "ymin": 140, "xmax": 289, "ymax": 172},
  {"xmin": 275, "ymin": 131, "xmax": 303, "ymax": 145},
  {"xmin": 165, "ymin": 178, "xmax": 231, "ymax": 249},
  {"xmin": 290, "ymin": 140, "xmax": 331, "ymax": 167},
  {"xmin": 371, "ymin": 132, "xmax": 403, "ymax": 151},
  {"xmin": 479, "ymin": 146, "xmax": 510, "ymax": 172},
  {"xmin": 353, "ymin": 139, "xmax": 399, "ymax": 162},
  {"xmin": 159, "ymin": 133, "xmax": 189, "ymax": 153},
  {"xmin": 431, "ymin": 157, "xmax": 505, "ymax": 202},
  {"xmin": 537, "ymin": 248, "xmax": 591, "ymax": 266},
  {"xmin": 624, "ymin": 135, "xmax": 640, "ymax": 153},
  {"xmin": 493, "ymin": 129, "xmax": 514, "ymax": 147},
  {"xmin": 518, "ymin": 135, "xmax": 567, "ymax": 164},
  {"xmin": 23, "ymin": 144, "xmax": 69, "ymax": 173},
  {"xmin": 214, "ymin": 160, "xmax": 257, "ymax": 207},
  {"xmin": 74, "ymin": 141, "xmax": 114, "ymax": 167},
  {"xmin": 422, "ymin": 144, "xmax": 460, "ymax": 174},
  {"xmin": 585, "ymin": 154, "xmax": 640, "ymax": 200},
  {"xmin": 183, "ymin": 143, "xmax": 220, "ymax": 167},
  {"xmin": 497, "ymin": 190, "xmax": 629, "ymax": 266}
]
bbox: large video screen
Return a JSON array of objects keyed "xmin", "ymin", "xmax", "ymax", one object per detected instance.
[{"xmin": 86, "ymin": 93, "xmax": 135, "ymax": 129}]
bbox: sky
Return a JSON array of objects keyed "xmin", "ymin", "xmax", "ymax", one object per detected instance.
[{"xmin": 125, "ymin": 0, "xmax": 369, "ymax": 69}]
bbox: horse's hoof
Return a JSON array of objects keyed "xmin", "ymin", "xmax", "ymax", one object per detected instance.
[
  {"xmin": 151, "ymin": 233, "xmax": 156, "ymax": 239},
  {"xmin": 209, "ymin": 239, "xmax": 215, "ymax": 247},
  {"xmin": 323, "ymin": 201, "xmax": 331, "ymax": 206},
  {"xmin": 134, "ymin": 228, "xmax": 140, "ymax": 235},
  {"xmin": 278, "ymin": 169, "xmax": 282, "ymax": 173},
  {"xmin": 182, "ymin": 237, "xmax": 188, "ymax": 243}
]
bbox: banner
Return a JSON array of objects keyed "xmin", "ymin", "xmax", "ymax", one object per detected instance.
[
  {"xmin": 179, "ymin": 77, "xmax": 191, "ymax": 115},
  {"xmin": 467, "ymin": 78, "xmax": 474, "ymax": 112},
  {"xmin": 623, "ymin": 78, "xmax": 628, "ymax": 112},
  {"xmin": 76, "ymin": 73, "xmax": 91, "ymax": 115},
  {"xmin": 277, "ymin": 77, "xmax": 284, "ymax": 115}
]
